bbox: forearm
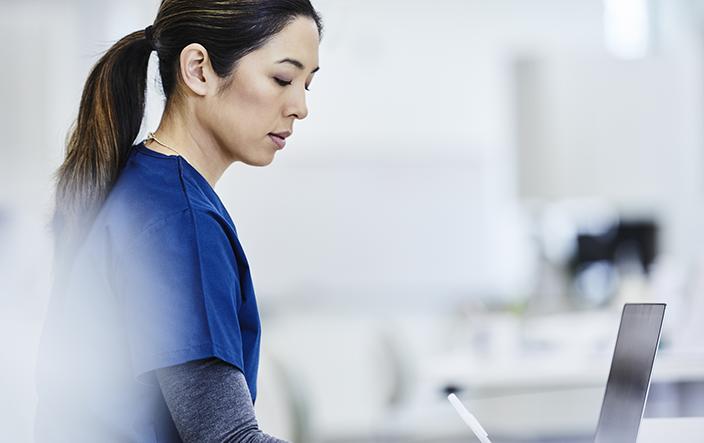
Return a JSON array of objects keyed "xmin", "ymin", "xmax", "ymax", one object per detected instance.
[{"xmin": 156, "ymin": 357, "xmax": 289, "ymax": 443}]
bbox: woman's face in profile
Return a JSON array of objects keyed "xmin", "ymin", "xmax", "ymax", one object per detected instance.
[{"xmin": 205, "ymin": 17, "xmax": 320, "ymax": 167}]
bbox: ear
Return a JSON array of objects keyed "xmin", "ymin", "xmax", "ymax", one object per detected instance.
[{"xmin": 179, "ymin": 43, "xmax": 216, "ymax": 97}]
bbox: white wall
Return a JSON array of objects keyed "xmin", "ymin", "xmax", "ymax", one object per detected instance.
[
  {"xmin": 216, "ymin": 0, "xmax": 614, "ymax": 305},
  {"xmin": 516, "ymin": 54, "xmax": 704, "ymax": 260},
  {"xmin": 0, "ymin": 5, "xmax": 79, "ymax": 442}
]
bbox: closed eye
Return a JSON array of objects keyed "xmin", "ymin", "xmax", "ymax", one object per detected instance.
[{"xmin": 274, "ymin": 78, "xmax": 292, "ymax": 87}]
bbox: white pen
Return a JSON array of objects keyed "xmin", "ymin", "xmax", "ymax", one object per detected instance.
[{"xmin": 447, "ymin": 393, "xmax": 492, "ymax": 443}]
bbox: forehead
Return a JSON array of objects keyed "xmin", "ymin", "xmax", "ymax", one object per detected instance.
[{"xmin": 248, "ymin": 17, "xmax": 320, "ymax": 70}]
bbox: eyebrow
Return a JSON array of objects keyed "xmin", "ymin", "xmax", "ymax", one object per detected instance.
[{"xmin": 276, "ymin": 58, "xmax": 320, "ymax": 74}]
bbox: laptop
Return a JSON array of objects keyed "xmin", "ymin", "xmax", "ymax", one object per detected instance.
[
  {"xmin": 449, "ymin": 303, "xmax": 666, "ymax": 443},
  {"xmin": 593, "ymin": 303, "xmax": 666, "ymax": 443}
]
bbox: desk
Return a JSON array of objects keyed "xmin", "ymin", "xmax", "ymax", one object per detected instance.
[
  {"xmin": 432, "ymin": 349, "xmax": 704, "ymax": 394},
  {"xmin": 638, "ymin": 417, "xmax": 704, "ymax": 443},
  {"xmin": 422, "ymin": 318, "xmax": 704, "ymax": 440}
]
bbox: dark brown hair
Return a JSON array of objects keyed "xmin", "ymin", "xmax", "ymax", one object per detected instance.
[{"xmin": 52, "ymin": 0, "xmax": 322, "ymax": 260}]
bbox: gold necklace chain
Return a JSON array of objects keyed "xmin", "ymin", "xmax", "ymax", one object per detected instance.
[{"xmin": 147, "ymin": 132, "xmax": 185, "ymax": 158}]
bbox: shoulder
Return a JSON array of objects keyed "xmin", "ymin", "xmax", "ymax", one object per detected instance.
[
  {"xmin": 106, "ymin": 145, "xmax": 227, "ymax": 224},
  {"xmin": 88, "ymin": 145, "xmax": 235, "ymax": 260}
]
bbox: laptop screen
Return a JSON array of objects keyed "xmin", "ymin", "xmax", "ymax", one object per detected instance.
[{"xmin": 593, "ymin": 303, "xmax": 666, "ymax": 443}]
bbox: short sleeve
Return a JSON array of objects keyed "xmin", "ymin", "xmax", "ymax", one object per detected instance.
[{"xmin": 115, "ymin": 208, "xmax": 259, "ymax": 388}]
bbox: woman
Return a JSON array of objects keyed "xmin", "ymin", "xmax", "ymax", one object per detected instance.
[{"xmin": 35, "ymin": 1, "xmax": 321, "ymax": 442}]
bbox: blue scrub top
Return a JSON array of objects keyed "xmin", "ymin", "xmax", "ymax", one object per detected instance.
[{"xmin": 35, "ymin": 144, "xmax": 261, "ymax": 443}]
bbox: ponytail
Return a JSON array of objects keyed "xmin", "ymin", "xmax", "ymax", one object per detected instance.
[{"xmin": 53, "ymin": 30, "xmax": 152, "ymax": 258}]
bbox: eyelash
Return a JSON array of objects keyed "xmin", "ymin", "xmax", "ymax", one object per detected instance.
[{"xmin": 274, "ymin": 77, "xmax": 312, "ymax": 91}]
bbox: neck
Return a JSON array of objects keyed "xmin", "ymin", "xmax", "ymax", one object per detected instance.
[{"xmin": 147, "ymin": 104, "xmax": 233, "ymax": 187}]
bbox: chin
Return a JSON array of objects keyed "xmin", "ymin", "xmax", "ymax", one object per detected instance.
[{"xmin": 244, "ymin": 155, "xmax": 276, "ymax": 168}]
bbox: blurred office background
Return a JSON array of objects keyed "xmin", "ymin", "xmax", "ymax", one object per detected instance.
[{"xmin": 3, "ymin": 0, "xmax": 704, "ymax": 441}]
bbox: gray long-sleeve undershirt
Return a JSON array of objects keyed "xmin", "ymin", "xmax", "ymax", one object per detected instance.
[{"xmin": 156, "ymin": 357, "xmax": 290, "ymax": 443}]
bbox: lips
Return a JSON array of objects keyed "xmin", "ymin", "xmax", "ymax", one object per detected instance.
[{"xmin": 268, "ymin": 131, "xmax": 292, "ymax": 150}]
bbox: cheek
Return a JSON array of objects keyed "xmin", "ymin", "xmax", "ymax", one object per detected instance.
[{"xmin": 230, "ymin": 78, "xmax": 278, "ymax": 121}]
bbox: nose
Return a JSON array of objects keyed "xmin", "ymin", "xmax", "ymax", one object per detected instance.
[{"xmin": 285, "ymin": 86, "xmax": 308, "ymax": 120}]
